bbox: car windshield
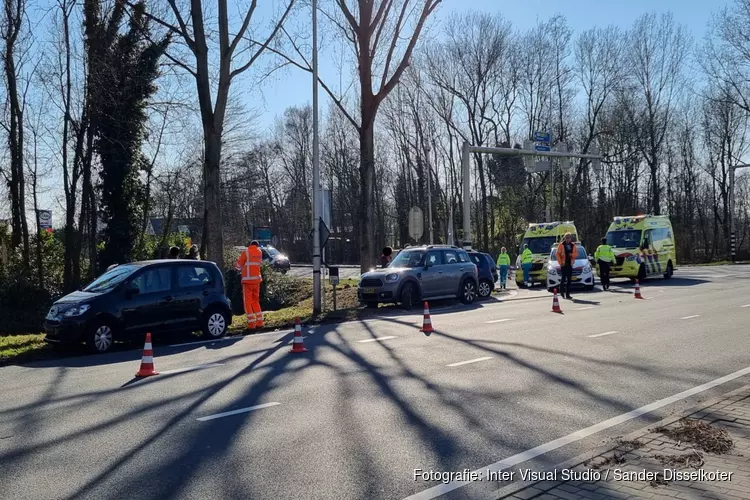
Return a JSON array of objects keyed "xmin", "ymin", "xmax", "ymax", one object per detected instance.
[
  {"xmin": 549, "ymin": 245, "xmax": 587, "ymax": 262},
  {"xmin": 523, "ymin": 236, "xmax": 556, "ymax": 254},
  {"xmin": 606, "ymin": 230, "xmax": 642, "ymax": 248},
  {"xmin": 265, "ymin": 246, "xmax": 280, "ymax": 257},
  {"xmin": 390, "ymin": 250, "xmax": 425, "ymax": 268},
  {"xmin": 83, "ymin": 264, "xmax": 137, "ymax": 292}
]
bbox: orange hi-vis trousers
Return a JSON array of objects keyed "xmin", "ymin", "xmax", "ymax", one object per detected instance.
[{"xmin": 242, "ymin": 282, "xmax": 263, "ymax": 329}]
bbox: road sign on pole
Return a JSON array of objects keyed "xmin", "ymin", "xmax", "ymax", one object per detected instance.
[
  {"xmin": 534, "ymin": 145, "xmax": 551, "ymax": 152},
  {"xmin": 408, "ymin": 207, "xmax": 424, "ymax": 241},
  {"xmin": 590, "ymin": 143, "xmax": 601, "ymax": 175},
  {"xmin": 528, "ymin": 161, "xmax": 552, "ymax": 173},
  {"xmin": 534, "ymin": 132, "xmax": 551, "ymax": 142}
]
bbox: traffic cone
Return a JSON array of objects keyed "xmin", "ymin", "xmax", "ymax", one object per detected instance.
[
  {"xmin": 135, "ymin": 332, "xmax": 159, "ymax": 377},
  {"xmin": 551, "ymin": 289, "xmax": 563, "ymax": 313},
  {"xmin": 420, "ymin": 301, "xmax": 434, "ymax": 333},
  {"xmin": 634, "ymin": 280, "xmax": 644, "ymax": 299},
  {"xmin": 290, "ymin": 317, "xmax": 308, "ymax": 353}
]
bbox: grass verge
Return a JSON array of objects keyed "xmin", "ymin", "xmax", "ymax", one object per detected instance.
[{"xmin": 0, "ymin": 333, "xmax": 53, "ymax": 365}]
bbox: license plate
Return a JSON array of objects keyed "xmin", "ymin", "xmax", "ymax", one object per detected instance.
[{"xmin": 363, "ymin": 288, "xmax": 376, "ymax": 294}]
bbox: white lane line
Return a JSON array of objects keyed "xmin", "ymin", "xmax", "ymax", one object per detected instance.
[
  {"xmin": 159, "ymin": 363, "xmax": 224, "ymax": 375},
  {"xmin": 197, "ymin": 402, "xmax": 281, "ymax": 422},
  {"xmin": 680, "ymin": 315, "xmax": 701, "ymax": 320},
  {"xmin": 447, "ymin": 357, "xmax": 493, "ymax": 367},
  {"xmin": 574, "ymin": 306, "xmax": 595, "ymax": 311},
  {"xmin": 358, "ymin": 336, "xmax": 397, "ymax": 343},
  {"xmin": 485, "ymin": 318, "xmax": 513, "ymax": 324},
  {"xmin": 588, "ymin": 331, "xmax": 618, "ymax": 338},
  {"xmin": 741, "ymin": 304, "xmax": 750, "ymax": 308},
  {"xmin": 404, "ymin": 365, "xmax": 750, "ymax": 500},
  {"xmin": 168, "ymin": 336, "xmax": 244, "ymax": 347}
]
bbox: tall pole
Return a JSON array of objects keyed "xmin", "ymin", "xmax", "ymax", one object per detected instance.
[
  {"xmin": 426, "ymin": 147, "xmax": 434, "ymax": 245},
  {"xmin": 729, "ymin": 164, "xmax": 750, "ymax": 263},
  {"xmin": 312, "ymin": 0, "xmax": 321, "ymax": 314},
  {"xmin": 729, "ymin": 167, "xmax": 737, "ymax": 262},
  {"xmin": 461, "ymin": 140, "xmax": 471, "ymax": 249}
]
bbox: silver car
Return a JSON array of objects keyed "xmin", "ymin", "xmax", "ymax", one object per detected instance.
[
  {"xmin": 546, "ymin": 243, "xmax": 595, "ymax": 292},
  {"xmin": 358, "ymin": 245, "xmax": 479, "ymax": 309}
]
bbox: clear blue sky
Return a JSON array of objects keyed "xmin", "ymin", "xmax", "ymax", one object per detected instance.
[{"xmin": 252, "ymin": 0, "xmax": 728, "ymax": 128}]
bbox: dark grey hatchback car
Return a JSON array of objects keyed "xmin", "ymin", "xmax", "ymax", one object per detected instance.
[{"xmin": 44, "ymin": 260, "xmax": 233, "ymax": 353}]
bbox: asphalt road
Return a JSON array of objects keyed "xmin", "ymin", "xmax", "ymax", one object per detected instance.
[{"xmin": 1, "ymin": 265, "xmax": 749, "ymax": 500}]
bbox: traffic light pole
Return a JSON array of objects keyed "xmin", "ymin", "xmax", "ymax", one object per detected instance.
[{"xmin": 460, "ymin": 141, "xmax": 602, "ymax": 250}]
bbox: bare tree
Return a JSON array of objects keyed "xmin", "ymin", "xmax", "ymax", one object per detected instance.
[
  {"xmin": 625, "ymin": 12, "xmax": 689, "ymax": 214},
  {"xmin": 277, "ymin": 0, "xmax": 441, "ymax": 271},
  {"xmin": 136, "ymin": 0, "xmax": 297, "ymax": 266},
  {"xmin": 1, "ymin": 0, "xmax": 30, "ymax": 268}
]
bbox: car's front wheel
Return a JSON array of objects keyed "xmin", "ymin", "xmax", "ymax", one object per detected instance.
[
  {"xmin": 400, "ymin": 283, "xmax": 416, "ymax": 310},
  {"xmin": 664, "ymin": 261, "xmax": 673, "ymax": 279},
  {"xmin": 202, "ymin": 307, "xmax": 229, "ymax": 339},
  {"xmin": 460, "ymin": 279, "xmax": 477, "ymax": 304},
  {"xmin": 478, "ymin": 279, "xmax": 493, "ymax": 298},
  {"xmin": 86, "ymin": 319, "xmax": 116, "ymax": 354}
]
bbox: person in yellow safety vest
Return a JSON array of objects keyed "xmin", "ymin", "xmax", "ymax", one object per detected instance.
[
  {"xmin": 521, "ymin": 244, "xmax": 533, "ymax": 287},
  {"xmin": 496, "ymin": 247, "xmax": 511, "ymax": 289},
  {"xmin": 594, "ymin": 237, "xmax": 615, "ymax": 291},
  {"xmin": 235, "ymin": 240, "xmax": 264, "ymax": 329}
]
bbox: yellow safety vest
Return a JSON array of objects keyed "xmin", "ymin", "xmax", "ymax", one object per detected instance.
[
  {"xmin": 595, "ymin": 244, "xmax": 615, "ymax": 263},
  {"xmin": 497, "ymin": 253, "xmax": 511, "ymax": 266},
  {"xmin": 521, "ymin": 249, "xmax": 533, "ymax": 264}
]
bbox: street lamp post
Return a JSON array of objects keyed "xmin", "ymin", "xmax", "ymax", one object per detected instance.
[
  {"xmin": 729, "ymin": 163, "xmax": 750, "ymax": 263},
  {"xmin": 425, "ymin": 144, "xmax": 434, "ymax": 245},
  {"xmin": 311, "ymin": 0, "xmax": 321, "ymax": 314}
]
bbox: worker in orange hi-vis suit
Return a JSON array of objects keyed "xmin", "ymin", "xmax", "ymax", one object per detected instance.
[{"xmin": 235, "ymin": 240, "xmax": 264, "ymax": 329}]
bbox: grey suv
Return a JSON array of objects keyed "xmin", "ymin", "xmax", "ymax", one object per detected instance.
[{"xmin": 357, "ymin": 245, "xmax": 479, "ymax": 309}]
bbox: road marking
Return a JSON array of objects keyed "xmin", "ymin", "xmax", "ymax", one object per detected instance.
[
  {"xmin": 159, "ymin": 363, "xmax": 224, "ymax": 375},
  {"xmin": 168, "ymin": 337, "xmax": 244, "ymax": 347},
  {"xmin": 404, "ymin": 365, "xmax": 750, "ymax": 500},
  {"xmin": 447, "ymin": 357, "xmax": 493, "ymax": 367},
  {"xmin": 574, "ymin": 306, "xmax": 595, "ymax": 311},
  {"xmin": 588, "ymin": 331, "xmax": 618, "ymax": 338},
  {"xmin": 485, "ymin": 318, "xmax": 513, "ymax": 324},
  {"xmin": 680, "ymin": 315, "xmax": 701, "ymax": 320},
  {"xmin": 197, "ymin": 402, "xmax": 281, "ymax": 422},
  {"xmin": 742, "ymin": 304, "xmax": 750, "ymax": 308},
  {"xmin": 358, "ymin": 336, "xmax": 397, "ymax": 343}
]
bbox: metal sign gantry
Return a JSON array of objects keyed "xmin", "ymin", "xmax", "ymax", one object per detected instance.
[{"xmin": 459, "ymin": 140, "xmax": 603, "ymax": 250}]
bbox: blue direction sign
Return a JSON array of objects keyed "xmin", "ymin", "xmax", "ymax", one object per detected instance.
[
  {"xmin": 534, "ymin": 145, "xmax": 551, "ymax": 152},
  {"xmin": 534, "ymin": 132, "xmax": 551, "ymax": 142}
]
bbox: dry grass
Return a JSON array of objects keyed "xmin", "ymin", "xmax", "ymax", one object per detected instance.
[{"xmin": 654, "ymin": 419, "xmax": 734, "ymax": 454}]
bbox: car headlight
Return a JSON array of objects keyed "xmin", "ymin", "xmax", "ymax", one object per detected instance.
[
  {"xmin": 64, "ymin": 304, "xmax": 90, "ymax": 317},
  {"xmin": 385, "ymin": 273, "xmax": 399, "ymax": 283},
  {"xmin": 626, "ymin": 255, "xmax": 637, "ymax": 261},
  {"xmin": 547, "ymin": 267, "xmax": 558, "ymax": 276},
  {"xmin": 583, "ymin": 266, "xmax": 591, "ymax": 273}
]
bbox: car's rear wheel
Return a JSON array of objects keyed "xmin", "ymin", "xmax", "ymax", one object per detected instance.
[
  {"xmin": 664, "ymin": 261, "xmax": 673, "ymax": 279},
  {"xmin": 86, "ymin": 319, "xmax": 116, "ymax": 354},
  {"xmin": 516, "ymin": 280, "xmax": 525, "ymax": 288},
  {"xmin": 400, "ymin": 283, "xmax": 416, "ymax": 310},
  {"xmin": 478, "ymin": 279, "xmax": 493, "ymax": 298},
  {"xmin": 366, "ymin": 301, "xmax": 378, "ymax": 309},
  {"xmin": 202, "ymin": 307, "xmax": 229, "ymax": 339},
  {"xmin": 460, "ymin": 279, "xmax": 477, "ymax": 304}
]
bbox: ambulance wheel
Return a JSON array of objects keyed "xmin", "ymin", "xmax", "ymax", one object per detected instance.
[
  {"xmin": 638, "ymin": 264, "xmax": 647, "ymax": 282},
  {"xmin": 516, "ymin": 281, "xmax": 525, "ymax": 288},
  {"xmin": 585, "ymin": 285, "xmax": 595, "ymax": 291},
  {"xmin": 664, "ymin": 261, "xmax": 673, "ymax": 279}
]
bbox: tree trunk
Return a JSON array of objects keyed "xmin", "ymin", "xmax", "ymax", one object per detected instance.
[
  {"xmin": 204, "ymin": 126, "xmax": 225, "ymax": 267},
  {"xmin": 359, "ymin": 122, "xmax": 376, "ymax": 272}
]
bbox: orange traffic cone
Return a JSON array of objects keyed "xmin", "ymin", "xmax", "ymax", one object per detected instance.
[
  {"xmin": 551, "ymin": 289, "xmax": 563, "ymax": 313},
  {"xmin": 634, "ymin": 280, "xmax": 644, "ymax": 299},
  {"xmin": 290, "ymin": 317, "xmax": 308, "ymax": 353},
  {"xmin": 420, "ymin": 302, "xmax": 434, "ymax": 333},
  {"xmin": 135, "ymin": 332, "xmax": 159, "ymax": 377}
]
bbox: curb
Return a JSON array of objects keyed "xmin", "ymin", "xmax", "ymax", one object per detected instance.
[{"xmin": 492, "ymin": 383, "xmax": 750, "ymax": 499}]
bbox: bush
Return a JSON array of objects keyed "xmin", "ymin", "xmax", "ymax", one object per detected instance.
[
  {"xmin": 224, "ymin": 263, "xmax": 309, "ymax": 315},
  {"xmin": 0, "ymin": 260, "xmax": 53, "ymax": 334}
]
